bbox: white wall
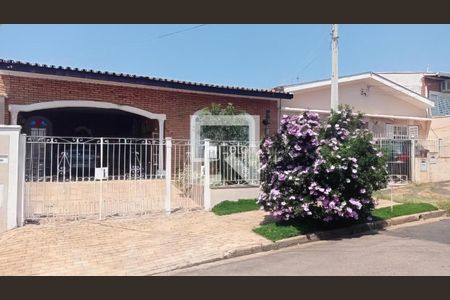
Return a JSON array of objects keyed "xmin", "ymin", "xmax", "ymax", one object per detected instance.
[
  {"xmin": 210, "ymin": 186, "xmax": 260, "ymax": 208},
  {"xmin": 378, "ymin": 73, "xmax": 425, "ymax": 95},
  {"xmin": 281, "ymin": 78, "xmax": 428, "ymax": 118},
  {"xmin": 0, "ymin": 126, "xmax": 21, "ymax": 233}
]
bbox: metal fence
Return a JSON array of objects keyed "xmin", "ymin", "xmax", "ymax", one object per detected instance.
[
  {"xmin": 23, "ymin": 136, "xmax": 204, "ymax": 221},
  {"xmin": 416, "ymin": 139, "xmax": 450, "ymax": 158},
  {"xmin": 374, "ymin": 138, "xmax": 450, "ymax": 183},
  {"xmin": 206, "ymin": 140, "xmax": 260, "ymax": 187},
  {"xmin": 24, "ymin": 136, "xmax": 165, "ymax": 182},
  {"xmin": 373, "ymin": 138, "xmax": 412, "ymax": 183}
]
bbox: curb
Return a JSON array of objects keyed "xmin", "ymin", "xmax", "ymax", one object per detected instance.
[
  {"xmin": 154, "ymin": 209, "xmax": 447, "ymax": 275},
  {"xmin": 223, "ymin": 209, "xmax": 447, "ymax": 260}
]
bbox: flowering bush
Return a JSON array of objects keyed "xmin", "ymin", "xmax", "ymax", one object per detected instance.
[{"xmin": 258, "ymin": 105, "xmax": 388, "ymax": 223}]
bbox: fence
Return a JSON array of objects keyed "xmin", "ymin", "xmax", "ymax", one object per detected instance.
[
  {"xmin": 374, "ymin": 138, "xmax": 412, "ymax": 183},
  {"xmin": 23, "ymin": 136, "xmax": 204, "ymax": 221},
  {"xmin": 24, "ymin": 136, "xmax": 164, "ymax": 183},
  {"xmin": 374, "ymin": 137, "xmax": 450, "ymax": 184},
  {"xmin": 207, "ymin": 140, "xmax": 260, "ymax": 187}
]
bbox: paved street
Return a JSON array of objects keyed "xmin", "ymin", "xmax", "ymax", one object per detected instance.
[{"xmin": 169, "ymin": 218, "xmax": 450, "ymax": 276}]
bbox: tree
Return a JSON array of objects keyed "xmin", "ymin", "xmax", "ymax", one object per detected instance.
[
  {"xmin": 198, "ymin": 103, "xmax": 248, "ymax": 142},
  {"xmin": 258, "ymin": 105, "xmax": 388, "ymax": 223}
]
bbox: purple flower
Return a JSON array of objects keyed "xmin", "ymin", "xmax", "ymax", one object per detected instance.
[
  {"xmin": 360, "ymin": 188, "xmax": 366, "ymax": 194},
  {"xmin": 349, "ymin": 199, "xmax": 362, "ymax": 210}
]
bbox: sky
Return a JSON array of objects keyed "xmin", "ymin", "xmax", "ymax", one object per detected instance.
[{"xmin": 0, "ymin": 24, "xmax": 449, "ymax": 89}]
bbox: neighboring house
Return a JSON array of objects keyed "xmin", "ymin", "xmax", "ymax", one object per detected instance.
[
  {"xmin": 0, "ymin": 59, "xmax": 292, "ymax": 142},
  {"xmin": 380, "ymin": 71, "xmax": 450, "ymax": 140},
  {"xmin": 278, "ymin": 72, "xmax": 435, "ymax": 140},
  {"xmin": 380, "ymin": 71, "xmax": 450, "ymax": 117}
]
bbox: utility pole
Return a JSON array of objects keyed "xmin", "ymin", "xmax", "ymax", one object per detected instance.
[{"xmin": 331, "ymin": 24, "xmax": 339, "ymax": 111}]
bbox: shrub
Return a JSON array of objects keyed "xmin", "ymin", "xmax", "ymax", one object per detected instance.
[{"xmin": 257, "ymin": 105, "xmax": 388, "ymax": 223}]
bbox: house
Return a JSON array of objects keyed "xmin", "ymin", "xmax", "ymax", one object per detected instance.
[
  {"xmin": 278, "ymin": 72, "xmax": 435, "ymax": 140},
  {"xmin": 0, "ymin": 59, "xmax": 293, "ymax": 221},
  {"xmin": 380, "ymin": 71, "xmax": 450, "ymax": 139},
  {"xmin": 380, "ymin": 71, "xmax": 450, "ymax": 117},
  {"xmin": 0, "ymin": 59, "xmax": 292, "ymax": 142}
]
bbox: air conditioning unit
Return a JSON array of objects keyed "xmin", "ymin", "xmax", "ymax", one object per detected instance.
[{"xmin": 441, "ymin": 80, "xmax": 450, "ymax": 93}]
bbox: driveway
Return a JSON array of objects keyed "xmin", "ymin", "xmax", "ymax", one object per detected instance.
[
  {"xmin": 0, "ymin": 210, "xmax": 270, "ymax": 275},
  {"xmin": 0, "ymin": 198, "xmax": 409, "ymax": 276},
  {"xmin": 169, "ymin": 218, "xmax": 450, "ymax": 276}
]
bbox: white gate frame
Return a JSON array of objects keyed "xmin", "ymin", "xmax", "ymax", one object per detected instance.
[
  {"xmin": 203, "ymin": 139, "xmax": 211, "ymax": 210},
  {"xmin": 165, "ymin": 137, "xmax": 172, "ymax": 214},
  {"xmin": 0, "ymin": 126, "xmax": 22, "ymax": 231}
]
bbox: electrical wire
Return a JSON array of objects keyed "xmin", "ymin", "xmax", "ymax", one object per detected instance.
[{"xmin": 157, "ymin": 24, "xmax": 208, "ymax": 39}]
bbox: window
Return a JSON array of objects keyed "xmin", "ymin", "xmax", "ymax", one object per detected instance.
[
  {"xmin": 30, "ymin": 128, "xmax": 47, "ymax": 136},
  {"xmin": 386, "ymin": 124, "xmax": 406, "ymax": 139},
  {"xmin": 430, "ymin": 91, "xmax": 450, "ymax": 116},
  {"xmin": 386, "ymin": 124, "xmax": 419, "ymax": 139},
  {"xmin": 408, "ymin": 126, "xmax": 419, "ymax": 139},
  {"xmin": 441, "ymin": 80, "xmax": 450, "ymax": 93}
]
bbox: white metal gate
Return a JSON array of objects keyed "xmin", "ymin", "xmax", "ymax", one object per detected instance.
[
  {"xmin": 374, "ymin": 138, "xmax": 413, "ymax": 183},
  {"xmin": 23, "ymin": 136, "xmax": 204, "ymax": 221}
]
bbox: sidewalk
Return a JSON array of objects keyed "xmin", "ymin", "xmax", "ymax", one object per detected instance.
[
  {"xmin": 0, "ymin": 199, "xmax": 399, "ymax": 276},
  {"xmin": 0, "ymin": 210, "xmax": 270, "ymax": 275}
]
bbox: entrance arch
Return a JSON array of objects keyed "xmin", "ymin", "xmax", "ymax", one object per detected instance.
[
  {"xmin": 9, "ymin": 100, "xmax": 166, "ymax": 126},
  {"xmin": 9, "ymin": 100, "xmax": 167, "ymax": 171}
]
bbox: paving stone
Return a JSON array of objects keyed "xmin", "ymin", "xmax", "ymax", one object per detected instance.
[{"xmin": 0, "ymin": 210, "xmax": 269, "ymax": 276}]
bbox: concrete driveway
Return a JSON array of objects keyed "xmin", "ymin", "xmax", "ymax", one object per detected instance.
[{"xmin": 168, "ymin": 218, "xmax": 450, "ymax": 276}]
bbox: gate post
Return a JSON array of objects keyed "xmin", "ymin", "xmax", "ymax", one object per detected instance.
[
  {"xmin": 0, "ymin": 125, "xmax": 21, "ymax": 232},
  {"xmin": 410, "ymin": 139, "xmax": 416, "ymax": 183},
  {"xmin": 203, "ymin": 139, "xmax": 211, "ymax": 210},
  {"xmin": 99, "ymin": 137, "xmax": 104, "ymax": 220},
  {"xmin": 17, "ymin": 134, "xmax": 26, "ymax": 227},
  {"xmin": 165, "ymin": 137, "xmax": 172, "ymax": 214}
]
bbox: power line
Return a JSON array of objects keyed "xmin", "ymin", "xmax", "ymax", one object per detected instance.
[
  {"xmin": 157, "ymin": 24, "xmax": 208, "ymax": 39},
  {"xmin": 295, "ymin": 35, "xmax": 330, "ymax": 82}
]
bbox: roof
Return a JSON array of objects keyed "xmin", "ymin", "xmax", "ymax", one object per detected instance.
[
  {"xmin": 279, "ymin": 72, "xmax": 434, "ymax": 108},
  {"xmin": 376, "ymin": 71, "xmax": 450, "ymax": 78},
  {"xmin": 424, "ymin": 72, "xmax": 450, "ymax": 79},
  {"xmin": 0, "ymin": 59, "xmax": 292, "ymax": 100}
]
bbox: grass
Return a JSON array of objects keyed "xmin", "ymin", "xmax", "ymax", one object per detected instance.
[
  {"xmin": 373, "ymin": 181, "xmax": 450, "ymax": 213},
  {"xmin": 371, "ymin": 202, "xmax": 437, "ymax": 219},
  {"xmin": 212, "ymin": 199, "xmax": 259, "ymax": 216},
  {"xmin": 253, "ymin": 202, "xmax": 439, "ymax": 241}
]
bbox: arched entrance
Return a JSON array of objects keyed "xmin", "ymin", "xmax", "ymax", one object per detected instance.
[
  {"xmin": 10, "ymin": 100, "xmax": 166, "ymax": 170},
  {"xmin": 10, "ymin": 100, "xmax": 168, "ymax": 182}
]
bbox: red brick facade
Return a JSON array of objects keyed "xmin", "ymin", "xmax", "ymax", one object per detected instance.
[
  {"xmin": 424, "ymin": 77, "xmax": 442, "ymax": 95},
  {"xmin": 0, "ymin": 75, "xmax": 280, "ymax": 139}
]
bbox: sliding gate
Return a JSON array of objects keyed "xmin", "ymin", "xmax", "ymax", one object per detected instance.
[{"xmin": 23, "ymin": 136, "xmax": 204, "ymax": 221}]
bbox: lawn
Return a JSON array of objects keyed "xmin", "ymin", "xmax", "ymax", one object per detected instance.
[
  {"xmin": 373, "ymin": 181, "xmax": 450, "ymax": 213},
  {"xmin": 212, "ymin": 199, "xmax": 259, "ymax": 216},
  {"xmin": 254, "ymin": 202, "xmax": 438, "ymax": 241}
]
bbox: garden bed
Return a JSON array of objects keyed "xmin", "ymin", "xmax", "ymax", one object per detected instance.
[{"xmin": 253, "ymin": 203, "xmax": 438, "ymax": 241}]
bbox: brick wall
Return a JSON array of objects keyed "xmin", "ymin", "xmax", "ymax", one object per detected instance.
[
  {"xmin": 0, "ymin": 75, "xmax": 279, "ymax": 139},
  {"xmin": 424, "ymin": 77, "xmax": 442, "ymax": 94}
]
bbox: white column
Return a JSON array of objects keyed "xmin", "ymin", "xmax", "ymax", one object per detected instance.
[
  {"xmin": 158, "ymin": 119, "xmax": 164, "ymax": 174},
  {"xmin": 165, "ymin": 137, "xmax": 172, "ymax": 214},
  {"xmin": 17, "ymin": 134, "xmax": 26, "ymax": 227},
  {"xmin": 0, "ymin": 125, "xmax": 21, "ymax": 230},
  {"xmin": 10, "ymin": 110, "xmax": 19, "ymax": 125},
  {"xmin": 410, "ymin": 139, "xmax": 416, "ymax": 183},
  {"xmin": 98, "ymin": 137, "xmax": 104, "ymax": 220},
  {"xmin": 203, "ymin": 139, "xmax": 211, "ymax": 210}
]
